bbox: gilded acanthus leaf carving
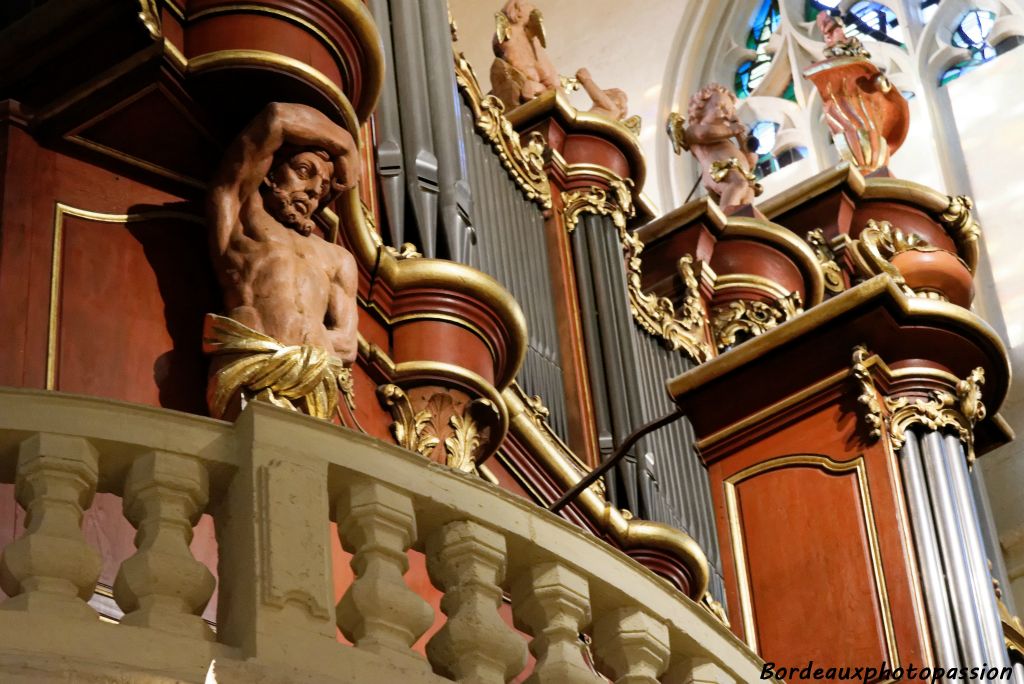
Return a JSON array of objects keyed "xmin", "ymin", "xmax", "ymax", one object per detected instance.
[
  {"xmin": 940, "ymin": 194, "xmax": 980, "ymax": 244},
  {"xmin": 444, "ymin": 398, "xmax": 500, "ymax": 473},
  {"xmin": 849, "ymin": 346, "xmax": 986, "ymax": 465},
  {"xmin": 453, "ymin": 47, "xmax": 551, "ymax": 208},
  {"xmin": 376, "ymin": 384, "xmax": 441, "ymax": 458},
  {"xmin": 709, "ymin": 293, "xmax": 802, "ymax": 352}
]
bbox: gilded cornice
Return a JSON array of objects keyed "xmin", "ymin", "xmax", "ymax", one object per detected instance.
[
  {"xmin": 635, "ymin": 198, "xmax": 826, "ymax": 309},
  {"xmin": 667, "ymin": 274, "xmax": 1010, "ymax": 420},
  {"xmin": 328, "ymin": 193, "xmax": 529, "ymax": 391},
  {"xmin": 148, "ymin": 0, "xmax": 384, "ymax": 122},
  {"xmin": 506, "ymin": 89, "xmax": 647, "ymax": 193},
  {"xmin": 758, "ymin": 163, "xmax": 980, "ymax": 274}
]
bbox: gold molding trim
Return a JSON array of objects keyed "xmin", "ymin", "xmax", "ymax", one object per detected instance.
[
  {"xmin": 712, "ymin": 273, "xmax": 793, "ymax": 301},
  {"xmin": 505, "ymin": 89, "xmax": 646, "ymax": 193},
  {"xmin": 503, "ymin": 385, "xmax": 711, "ymax": 599},
  {"xmin": 725, "ymin": 454, "xmax": 900, "ymax": 663},
  {"xmin": 147, "ymin": 0, "xmax": 383, "ymax": 122},
  {"xmin": 562, "ymin": 182, "xmax": 712, "ymax": 364},
  {"xmin": 710, "ymin": 293, "xmax": 802, "ymax": 352},
  {"xmin": 667, "ymin": 275, "xmax": 1008, "ymax": 413},
  {"xmin": 758, "ymin": 163, "xmax": 980, "ymax": 274},
  {"xmin": 47, "ymin": 203, "xmax": 203, "ymax": 390},
  {"xmin": 67, "ymin": 136, "xmax": 207, "ymax": 190},
  {"xmin": 452, "ymin": 47, "xmax": 551, "ymax": 208},
  {"xmin": 188, "ymin": 4, "xmax": 350, "ymax": 76},
  {"xmin": 806, "ymin": 228, "xmax": 844, "ymax": 294},
  {"xmin": 329, "ymin": 193, "xmax": 530, "ymax": 391},
  {"xmin": 187, "ymin": 50, "xmax": 361, "ymax": 137}
]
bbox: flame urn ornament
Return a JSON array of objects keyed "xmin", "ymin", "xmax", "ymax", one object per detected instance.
[{"xmin": 803, "ymin": 13, "xmax": 909, "ymax": 174}]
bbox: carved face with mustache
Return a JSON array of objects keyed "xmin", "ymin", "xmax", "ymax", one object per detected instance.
[{"xmin": 262, "ymin": 150, "xmax": 335, "ymax": 236}]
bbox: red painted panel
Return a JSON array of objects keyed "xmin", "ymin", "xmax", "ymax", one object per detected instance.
[
  {"xmin": 392, "ymin": 320, "xmax": 495, "ymax": 385},
  {"xmin": 55, "ymin": 213, "xmax": 216, "ymax": 413},
  {"xmin": 737, "ymin": 463, "xmax": 889, "ymax": 669}
]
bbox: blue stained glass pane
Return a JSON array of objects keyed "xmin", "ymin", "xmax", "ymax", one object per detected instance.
[
  {"xmin": 941, "ymin": 9, "xmax": 999, "ymax": 85},
  {"xmin": 807, "ymin": 0, "xmax": 905, "ymax": 47},
  {"xmin": 751, "ymin": 121, "xmax": 780, "ymax": 155},
  {"xmin": 921, "ymin": 0, "xmax": 940, "ymax": 23},
  {"xmin": 736, "ymin": 0, "xmax": 780, "ymax": 96}
]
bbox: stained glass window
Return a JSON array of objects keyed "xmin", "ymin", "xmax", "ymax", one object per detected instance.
[
  {"xmin": 940, "ymin": 9, "xmax": 997, "ymax": 85},
  {"xmin": 736, "ymin": 0, "xmax": 781, "ymax": 98},
  {"xmin": 920, "ymin": 0, "xmax": 940, "ymax": 23},
  {"xmin": 806, "ymin": 0, "xmax": 904, "ymax": 47},
  {"xmin": 750, "ymin": 120, "xmax": 781, "ymax": 178}
]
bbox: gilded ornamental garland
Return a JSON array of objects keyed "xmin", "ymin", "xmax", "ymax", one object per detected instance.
[
  {"xmin": 805, "ymin": 228, "xmax": 844, "ymax": 294},
  {"xmin": 710, "ymin": 293, "xmax": 802, "ymax": 352},
  {"xmin": 453, "ymin": 46, "xmax": 551, "ymax": 208},
  {"xmin": 850, "ymin": 347, "xmax": 987, "ymax": 465},
  {"xmin": 561, "ymin": 181, "xmax": 712, "ymax": 364}
]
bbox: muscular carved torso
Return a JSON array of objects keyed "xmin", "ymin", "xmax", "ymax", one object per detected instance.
[
  {"xmin": 208, "ymin": 102, "xmax": 360, "ymax": 365},
  {"xmin": 217, "ymin": 197, "xmax": 356, "ymax": 357}
]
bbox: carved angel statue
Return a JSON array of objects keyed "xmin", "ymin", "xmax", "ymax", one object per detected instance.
[
  {"xmin": 817, "ymin": 11, "xmax": 869, "ymax": 59},
  {"xmin": 490, "ymin": 0, "xmax": 561, "ymax": 109},
  {"xmin": 667, "ymin": 84, "xmax": 762, "ymax": 211}
]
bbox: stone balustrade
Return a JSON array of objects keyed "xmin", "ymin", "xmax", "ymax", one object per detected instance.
[{"xmin": 0, "ymin": 388, "xmax": 760, "ymax": 683}]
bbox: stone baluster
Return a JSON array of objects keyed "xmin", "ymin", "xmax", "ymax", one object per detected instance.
[
  {"xmin": 113, "ymin": 451, "xmax": 215, "ymax": 639},
  {"xmin": 0, "ymin": 433, "xmax": 101, "ymax": 619},
  {"xmin": 591, "ymin": 607, "xmax": 670, "ymax": 684},
  {"xmin": 510, "ymin": 561, "xmax": 600, "ymax": 684},
  {"xmin": 425, "ymin": 520, "xmax": 527, "ymax": 683},
  {"xmin": 335, "ymin": 481, "xmax": 433, "ymax": 668},
  {"xmin": 662, "ymin": 656, "xmax": 734, "ymax": 684}
]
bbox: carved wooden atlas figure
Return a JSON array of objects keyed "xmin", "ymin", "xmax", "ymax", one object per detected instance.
[
  {"xmin": 667, "ymin": 83, "xmax": 762, "ymax": 211},
  {"xmin": 203, "ymin": 102, "xmax": 360, "ymax": 420}
]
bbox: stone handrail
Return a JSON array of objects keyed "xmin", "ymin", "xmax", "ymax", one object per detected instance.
[{"xmin": 0, "ymin": 388, "xmax": 761, "ymax": 683}]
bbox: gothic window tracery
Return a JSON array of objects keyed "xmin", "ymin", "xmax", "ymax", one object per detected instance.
[
  {"xmin": 940, "ymin": 9, "xmax": 1013, "ymax": 84},
  {"xmin": 736, "ymin": 0, "xmax": 782, "ymax": 98}
]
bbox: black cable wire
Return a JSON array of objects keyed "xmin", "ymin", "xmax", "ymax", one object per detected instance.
[{"xmin": 548, "ymin": 408, "xmax": 686, "ymax": 514}]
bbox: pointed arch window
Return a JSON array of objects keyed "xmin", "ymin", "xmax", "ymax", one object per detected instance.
[
  {"xmin": 940, "ymin": 9, "xmax": 999, "ymax": 85},
  {"xmin": 920, "ymin": 0, "xmax": 940, "ymax": 23},
  {"xmin": 807, "ymin": 1, "xmax": 904, "ymax": 47},
  {"xmin": 735, "ymin": 0, "xmax": 781, "ymax": 98}
]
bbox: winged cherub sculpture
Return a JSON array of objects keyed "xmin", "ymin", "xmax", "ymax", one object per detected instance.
[
  {"xmin": 667, "ymin": 84, "xmax": 762, "ymax": 211},
  {"xmin": 489, "ymin": 0, "xmax": 561, "ymax": 109}
]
